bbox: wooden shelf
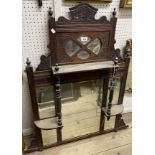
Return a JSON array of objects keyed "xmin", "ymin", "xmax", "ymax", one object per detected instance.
[
  {"xmin": 52, "ymin": 61, "xmax": 117, "ymax": 75},
  {"xmin": 34, "ymin": 117, "xmax": 62, "ymax": 130}
]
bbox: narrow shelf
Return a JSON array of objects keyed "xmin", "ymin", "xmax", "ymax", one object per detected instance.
[
  {"xmin": 102, "ymin": 104, "xmax": 124, "ymax": 116},
  {"xmin": 34, "ymin": 117, "xmax": 61, "ymax": 130},
  {"xmin": 52, "ymin": 61, "xmax": 118, "ymax": 75}
]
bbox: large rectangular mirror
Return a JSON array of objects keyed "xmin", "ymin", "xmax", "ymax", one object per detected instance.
[
  {"xmin": 61, "ymin": 80, "xmax": 102, "ymax": 140},
  {"xmin": 35, "ymin": 78, "xmax": 120, "ymax": 144}
]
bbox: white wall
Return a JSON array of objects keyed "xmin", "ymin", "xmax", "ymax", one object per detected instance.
[{"xmin": 22, "ymin": 0, "xmax": 132, "ymax": 135}]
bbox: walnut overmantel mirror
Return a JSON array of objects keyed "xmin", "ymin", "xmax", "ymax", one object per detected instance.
[{"xmin": 24, "ymin": 3, "xmax": 131, "ymax": 153}]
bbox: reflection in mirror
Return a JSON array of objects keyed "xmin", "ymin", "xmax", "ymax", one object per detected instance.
[
  {"xmin": 104, "ymin": 116, "xmax": 116, "ymax": 130},
  {"xmin": 125, "ymin": 60, "xmax": 132, "ymax": 94},
  {"xmin": 36, "ymin": 84, "xmax": 78, "ymax": 119},
  {"xmin": 61, "ymin": 80, "xmax": 102, "ymax": 140},
  {"xmin": 41, "ymin": 130, "xmax": 57, "ymax": 145},
  {"xmin": 65, "ymin": 40, "xmax": 80, "ymax": 57},
  {"xmin": 87, "ymin": 38, "xmax": 101, "ymax": 55},
  {"xmin": 35, "ymin": 79, "xmax": 118, "ymax": 143},
  {"xmin": 96, "ymin": 78, "xmax": 121, "ymax": 106},
  {"xmin": 102, "ymin": 105, "xmax": 124, "ymax": 118},
  {"xmin": 77, "ymin": 50, "xmax": 90, "ymax": 59},
  {"xmin": 36, "ymin": 86, "xmax": 55, "ymax": 119},
  {"xmin": 107, "ymin": 77, "xmax": 121, "ymax": 105}
]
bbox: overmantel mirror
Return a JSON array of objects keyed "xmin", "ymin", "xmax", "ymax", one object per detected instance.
[{"xmin": 24, "ymin": 3, "xmax": 131, "ymax": 153}]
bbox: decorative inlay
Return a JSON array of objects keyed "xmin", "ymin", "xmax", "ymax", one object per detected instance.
[{"xmin": 65, "ymin": 37, "xmax": 102, "ymax": 59}]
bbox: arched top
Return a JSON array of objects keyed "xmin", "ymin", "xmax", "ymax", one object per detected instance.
[
  {"xmin": 69, "ymin": 3, "xmax": 98, "ymax": 21},
  {"xmin": 55, "ymin": 3, "xmax": 115, "ymax": 25}
]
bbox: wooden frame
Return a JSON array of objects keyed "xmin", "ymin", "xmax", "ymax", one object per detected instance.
[
  {"xmin": 24, "ymin": 3, "xmax": 131, "ymax": 153},
  {"xmin": 120, "ymin": 0, "xmax": 132, "ymax": 8}
]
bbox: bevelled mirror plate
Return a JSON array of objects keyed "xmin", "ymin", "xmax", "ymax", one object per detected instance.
[
  {"xmin": 36, "ymin": 84, "xmax": 76, "ymax": 119},
  {"xmin": 87, "ymin": 38, "xmax": 101, "ymax": 55},
  {"xmin": 77, "ymin": 50, "xmax": 90, "ymax": 59},
  {"xmin": 35, "ymin": 79, "xmax": 118, "ymax": 143},
  {"xmin": 65, "ymin": 40, "xmax": 80, "ymax": 57},
  {"xmin": 107, "ymin": 77, "xmax": 121, "ymax": 105},
  {"xmin": 61, "ymin": 80, "xmax": 102, "ymax": 140}
]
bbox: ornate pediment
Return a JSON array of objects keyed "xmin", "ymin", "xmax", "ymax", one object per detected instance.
[
  {"xmin": 56, "ymin": 3, "xmax": 111, "ymax": 24},
  {"xmin": 69, "ymin": 3, "xmax": 98, "ymax": 21}
]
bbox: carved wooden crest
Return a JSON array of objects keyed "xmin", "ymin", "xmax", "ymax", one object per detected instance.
[
  {"xmin": 69, "ymin": 3, "xmax": 98, "ymax": 21},
  {"xmin": 57, "ymin": 3, "xmax": 110, "ymax": 25},
  {"xmin": 36, "ymin": 3, "xmax": 119, "ymax": 71}
]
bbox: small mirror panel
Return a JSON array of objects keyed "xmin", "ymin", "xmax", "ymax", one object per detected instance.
[
  {"xmin": 77, "ymin": 50, "xmax": 90, "ymax": 59},
  {"xmin": 87, "ymin": 38, "xmax": 101, "ymax": 55},
  {"xmin": 65, "ymin": 40, "xmax": 80, "ymax": 57}
]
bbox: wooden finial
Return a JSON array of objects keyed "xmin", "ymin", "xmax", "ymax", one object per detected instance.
[
  {"xmin": 114, "ymin": 57, "xmax": 118, "ymax": 65},
  {"xmin": 49, "ymin": 7, "xmax": 53, "ymax": 16},
  {"xmin": 112, "ymin": 8, "xmax": 116, "ymax": 17},
  {"xmin": 125, "ymin": 39, "xmax": 132, "ymax": 52},
  {"xmin": 26, "ymin": 58, "xmax": 31, "ymax": 66},
  {"xmin": 124, "ymin": 39, "xmax": 132, "ymax": 58},
  {"xmin": 55, "ymin": 64, "xmax": 59, "ymax": 72}
]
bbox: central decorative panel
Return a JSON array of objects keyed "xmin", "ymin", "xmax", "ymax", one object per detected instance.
[
  {"xmin": 65, "ymin": 40, "xmax": 80, "ymax": 57},
  {"xmin": 65, "ymin": 37, "xmax": 102, "ymax": 60}
]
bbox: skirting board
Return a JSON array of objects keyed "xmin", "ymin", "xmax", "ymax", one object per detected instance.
[{"xmin": 23, "ymin": 96, "xmax": 132, "ymax": 136}]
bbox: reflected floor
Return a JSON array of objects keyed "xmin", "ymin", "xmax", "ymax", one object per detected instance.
[
  {"xmin": 62, "ymin": 85, "xmax": 101, "ymax": 140},
  {"xmin": 40, "ymin": 81, "xmax": 115, "ymax": 145}
]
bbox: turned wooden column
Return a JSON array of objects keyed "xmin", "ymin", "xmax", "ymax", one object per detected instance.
[{"xmin": 53, "ymin": 64, "xmax": 63, "ymax": 143}]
